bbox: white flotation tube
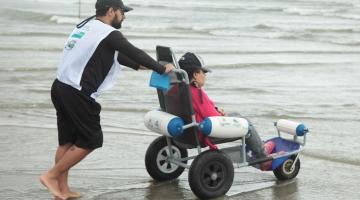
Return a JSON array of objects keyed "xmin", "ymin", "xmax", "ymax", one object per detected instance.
[
  {"xmin": 144, "ymin": 110, "xmax": 184, "ymax": 137},
  {"xmin": 199, "ymin": 116, "xmax": 249, "ymax": 138},
  {"xmin": 276, "ymin": 119, "xmax": 308, "ymax": 136}
]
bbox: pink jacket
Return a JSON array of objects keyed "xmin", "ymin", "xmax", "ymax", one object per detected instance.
[
  {"xmin": 189, "ymin": 85, "xmax": 221, "ymax": 122},
  {"xmin": 189, "ymin": 85, "xmax": 221, "ymax": 150}
]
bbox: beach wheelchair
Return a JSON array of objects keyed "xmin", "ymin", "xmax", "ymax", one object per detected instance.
[{"xmin": 144, "ymin": 46, "xmax": 309, "ymax": 199}]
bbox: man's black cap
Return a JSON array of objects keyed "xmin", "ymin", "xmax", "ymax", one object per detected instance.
[
  {"xmin": 96, "ymin": 0, "xmax": 133, "ymax": 12},
  {"xmin": 179, "ymin": 52, "xmax": 211, "ymax": 73}
]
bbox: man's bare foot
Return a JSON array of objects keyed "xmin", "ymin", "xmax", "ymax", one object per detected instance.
[
  {"xmin": 54, "ymin": 196, "xmax": 69, "ymax": 200},
  {"xmin": 55, "ymin": 191, "xmax": 81, "ymax": 200},
  {"xmin": 40, "ymin": 173, "xmax": 67, "ymax": 200},
  {"xmin": 67, "ymin": 191, "xmax": 83, "ymax": 198}
]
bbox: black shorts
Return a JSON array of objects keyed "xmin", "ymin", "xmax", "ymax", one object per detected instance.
[{"xmin": 51, "ymin": 79, "xmax": 103, "ymax": 149}]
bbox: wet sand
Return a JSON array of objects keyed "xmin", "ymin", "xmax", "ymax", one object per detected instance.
[{"xmin": 1, "ymin": 125, "xmax": 359, "ymax": 200}]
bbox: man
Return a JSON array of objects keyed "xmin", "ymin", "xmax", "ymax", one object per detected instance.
[{"xmin": 40, "ymin": 0, "xmax": 174, "ymax": 199}]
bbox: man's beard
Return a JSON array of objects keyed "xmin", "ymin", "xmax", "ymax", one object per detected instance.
[{"xmin": 111, "ymin": 15, "xmax": 122, "ymax": 29}]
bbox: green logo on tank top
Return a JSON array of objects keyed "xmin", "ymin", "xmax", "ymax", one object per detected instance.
[
  {"xmin": 65, "ymin": 40, "xmax": 77, "ymax": 50},
  {"xmin": 71, "ymin": 32, "xmax": 86, "ymax": 39},
  {"xmin": 65, "ymin": 26, "xmax": 89, "ymax": 50}
]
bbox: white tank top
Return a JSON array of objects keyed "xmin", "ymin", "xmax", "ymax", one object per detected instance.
[{"xmin": 57, "ymin": 19, "xmax": 122, "ymax": 99}]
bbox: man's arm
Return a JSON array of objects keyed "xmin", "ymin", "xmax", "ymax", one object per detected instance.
[
  {"xmin": 105, "ymin": 31, "xmax": 167, "ymax": 74},
  {"xmin": 117, "ymin": 52, "xmax": 140, "ymax": 70}
]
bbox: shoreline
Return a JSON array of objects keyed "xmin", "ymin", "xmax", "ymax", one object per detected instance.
[{"xmin": 1, "ymin": 126, "xmax": 360, "ymax": 199}]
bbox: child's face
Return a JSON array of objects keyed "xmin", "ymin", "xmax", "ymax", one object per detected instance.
[{"xmin": 193, "ymin": 70, "xmax": 207, "ymax": 87}]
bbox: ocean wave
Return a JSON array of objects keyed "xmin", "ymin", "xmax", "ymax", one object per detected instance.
[
  {"xmin": 4, "ymin": 1, "xmax": 360, "ymax": 27},
  {"xmin": 50, "ymin": 15, "xmax": 82, "ymax": 24},
  {"xmin": 0, "ymin": 102, "xmax": 151, "ymax": 114},
  {"xmin": 0, "ymin": 103, "xmax": 53, "ymax": 110},
  {"xmin": 326, "ymin": 12, "xmax": 360, "ymax": 20},
  {"xmin": 258, "ymin": 113, "xmax": 359, "ymax": 123},
  {"xmin": 139, "ymin": 22, "xmax": 359, "ymax": 46},
  {"xmin": 303, "ymin": 151, "xmax": 360, "ymax": 167},
  {"xmin": 1, "ymin": 8, "xmax": 53, "ymax": 22},
  {"xmin": 130, "ymin": 2, "xmax": 279, "ymax": 12},
  {"xmin": 206, "ymin": 62, "xmax": 352, "ymax": 69},
  {"xmin": 0, "ymin": 32, "xmax": 68, "ymax": 37},
  {"xmin": 253, "ymin": 24, "xmax": 359, "ymax": 34},
  {"xmin": 105, "ymin": 129, "xmax": 157, "ymax": 137},
  {"xmin": 257, "ymin": 110, "xmax": 308, "ymax": 119},
  {"xmin": 130, "ymin": 1, "xmax": 357, "ymax": 20},
  {"xmin": 326, "ymin": 40, "xmax": 360, "ymax": 46},
  {"xmin": 342, "ymin": 103, "xmax": 358, "ymax": 108},
  {"xmin": 210, "ymin": 25, "xmax": 360, "ymax": 46},
  {"xmin": 209, "ymin": 87, "xmax": 270, "ymax": 94},
  {"xmin": 33, "ymin": 0, "xmax": 82, "ymax": 4},
  {"xmin": 0, "ymin": 47, "xmax": 63, "ymax": 52},
  {"xmin": 194, "ymin": 49, "xmax": 360, "ymax": 55},
  {"xmin": 27, "ymin": 89, "xmax": 51, "ymax": 94},
  {"xmin": 253, "ymin": 24, "xmax": 275, "ymax": 30},
  {"xmin": 0, "ymin": 123, "xmax": 56, "ymax": 131},
  {"xmin": 283, "ymin": 7, "xmax": 347, "ymax": 16},
  {"xmin": 306, "ymin": 27, "xmax": 359, "ymax": 33},
  {"xmin": 273, "ymin": 32, "xmax": 360, "ymax": 46},
  {"xmin": 0, "ymin": 8, "xmax": 80, "ymax": 24},
  {"xmin": 273, "ymin": 33, "xmax": 314, "ymax": 40},
  {"xmin": 133, "ymin": 1, "xmax": 360, "ymax": 22},
  {"xmin": 277, "ymin": 35, "xmax": 360, "ymax": 46},
  {"xmin": 101, "ymin": 107, "xmax": 151, "ymax": 113},
  {"xmin": 318, "ymin": 103, "xmax": 358, "ymax": 108},
  {"xmin": 281, "ymin": 4, "xmax": 360, "ymax": 21},
  {"xmin": 6, "ymin": 6, "xmax": 359, "ymax": 45},
  {"xmin": 0, "ymin": 66, "xmax": 55, "ymax": 72}
]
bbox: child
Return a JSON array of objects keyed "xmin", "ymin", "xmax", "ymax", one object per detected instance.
[{"xmin": 178, "ymin": 52, "xmax": 275, "ymax": 170}]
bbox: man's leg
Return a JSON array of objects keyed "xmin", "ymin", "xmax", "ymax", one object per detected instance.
[
  {"xmin": 58, "ymin": 171, "xmax": 83, "ymax": 198},
  {"xmin": 55, "ymin": 144, "xmax": 83, "ymax": 198},
  {"xmin": 40, "ymin": 145, "xmax": 91, "ymax": 199}
]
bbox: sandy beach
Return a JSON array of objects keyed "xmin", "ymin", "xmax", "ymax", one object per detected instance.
[{"xmin": 1, "ymin": 0, "xmax": 360, "ymax": 199}]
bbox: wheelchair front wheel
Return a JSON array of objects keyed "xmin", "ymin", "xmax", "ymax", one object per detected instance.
[
  {"xmin": 188, "ymin": 150, "xmax": 234, "ymax": 199},
  {"xmin": 273, "ymin": 155, "xmax": 301, "ymax": 180}
]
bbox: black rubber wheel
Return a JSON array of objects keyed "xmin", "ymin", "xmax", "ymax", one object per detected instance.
[
  {"xmin": 188, "ymin": 150, "xmax": 234, "ymax": 199},
  {"xmin": 273, "ymin": 155, "xmax": 301, "ymax": 180},
  {"xmin": 145, "ymin": 136, "xmax": 188, "ymax": 181}
]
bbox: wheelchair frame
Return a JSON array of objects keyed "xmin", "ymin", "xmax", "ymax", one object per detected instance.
[{"xmin": 144, "ymin": 46, "xmax": 308, "ymax": 199}]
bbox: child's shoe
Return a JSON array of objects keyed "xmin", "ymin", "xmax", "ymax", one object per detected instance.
[
  {"xmin": 204, "ymin": 136, "xmax": 218, "ymax": 150},
  {"xmin": 260, "ymin": 141, "xmax": 276, "ymax": 171}
]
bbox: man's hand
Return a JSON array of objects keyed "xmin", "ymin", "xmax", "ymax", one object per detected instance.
[{"xmin": 164, "ymin": 63, "xmax": 175, "ymax": 74}]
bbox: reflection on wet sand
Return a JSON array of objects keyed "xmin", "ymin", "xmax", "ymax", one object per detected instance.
[
  {"xmin": 145, "ymin": 180, "xmax": 192, "ymax": 200},
  {"xmin": 91, "ymin": 170, "xmax": 298, "ymax": 200},
  {"xmin": 270, "ymin": 181, "xmax": 299, "ymax": 199},
  {"xmin": 92, "ymin": 180, "xmax": 193, "ymax": 200}
]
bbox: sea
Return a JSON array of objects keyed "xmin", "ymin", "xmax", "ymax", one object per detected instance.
[{"xmin": 0, "ymin": 0, "xmax": 359, "ymax": 199}]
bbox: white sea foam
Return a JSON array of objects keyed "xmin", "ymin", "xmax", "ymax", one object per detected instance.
[{"xmin": 50, "ymin": 15, "xmax": 81, "ymax": 24}]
